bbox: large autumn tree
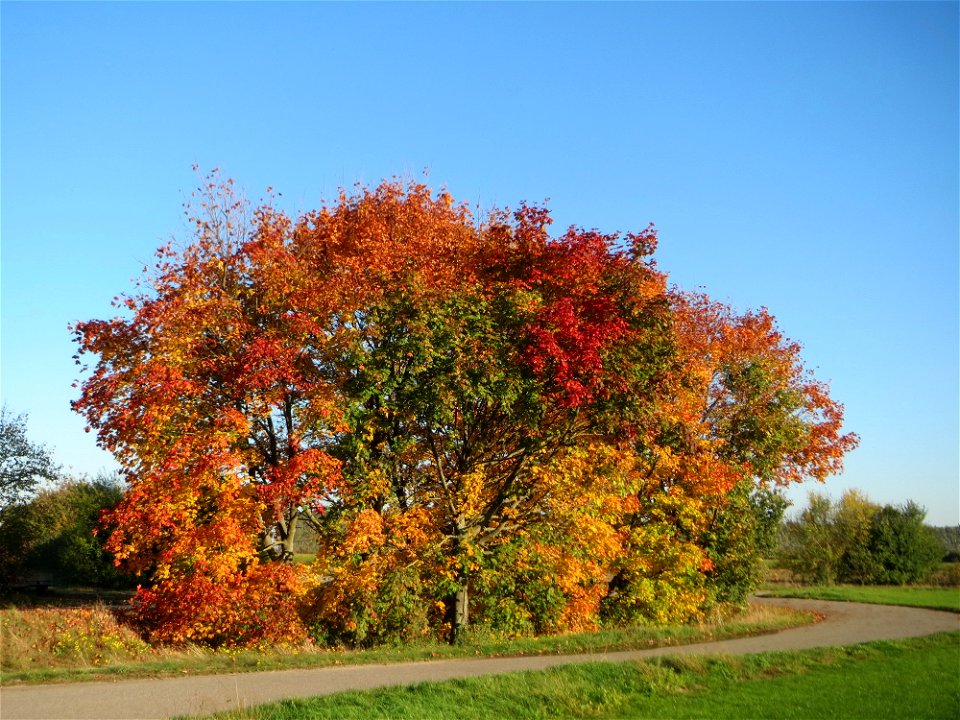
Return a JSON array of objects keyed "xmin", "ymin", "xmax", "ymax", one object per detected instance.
[
  {"xmin": 302, "ymin": 196, "xmax": 674, "ymax": 642},
  {"xmin": 73, "ymin": 174, "xmax": 857, "ymax": 646}
]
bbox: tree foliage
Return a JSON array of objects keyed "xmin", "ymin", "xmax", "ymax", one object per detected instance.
[
  {"xmin": 0, "ymin": 408, "xmax": 59, "ymax": 511},
  {"xmin": 73, "ymin": 174, "xmax": 858, "ymax": 646},
  {"xmin": 778, "ymin": 491, "xmax": 942, "ymax": 585},
  {"xmin": 866, "ymin": 502, "xmax": 943, "ymax": 584},
  {"xmin": 701, "ymin": 483, "xmax": 789, "ymax": 608},
  {"xmin": 930, "ymin": 526, "xmax": 960, "ymax": 563},
  {"xmin": 0, "ymin": 475, "xmax": 130, "ymax": 590}
]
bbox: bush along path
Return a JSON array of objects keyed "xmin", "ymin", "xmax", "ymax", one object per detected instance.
[{"xmin": 1, "ymin": 597, "xmax": 958, "ymax": 720}]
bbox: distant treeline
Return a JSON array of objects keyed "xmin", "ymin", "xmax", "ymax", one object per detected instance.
[{"xmin": 777, "ymin": 490, "xmax": 957, "ymax": 587}]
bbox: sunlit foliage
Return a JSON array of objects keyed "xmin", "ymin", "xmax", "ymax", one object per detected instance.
[{"xmin": 73, "ymin": 174, "xmax": 857, "ymax": 646}]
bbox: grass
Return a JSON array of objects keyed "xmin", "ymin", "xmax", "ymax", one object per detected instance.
[
  {"xmin": 760, "ymin": 584, "xmax": 960, "ymax": 612},
  {"xmin": 192, "ymin": 632, "xmax": 960, "ymax": 720},
  {"xmin": 0, "ymin": 601, "xmax": 810, "ymax": 685}
]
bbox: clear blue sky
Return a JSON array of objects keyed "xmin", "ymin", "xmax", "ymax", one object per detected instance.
[{"xmin": 2, "ymin": 2, "xmax": 957, "ymax": 524}]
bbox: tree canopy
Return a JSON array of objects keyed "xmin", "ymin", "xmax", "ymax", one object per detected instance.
[
  {"xmin": 73, "ymin": 175, "xmax": 858, "ymax": 646},
  {"xmin": 0, "ymin": 408, "xmax": 59, "ymax": 511},
  {"xmin": 778, "ymin": 490, "xmax": 943, "ymax": 585}
]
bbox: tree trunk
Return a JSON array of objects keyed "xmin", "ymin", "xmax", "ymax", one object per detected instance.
[
  {"xmin": 445, "ymin": 525, "xmax": 470, "ymax": 644},
  {"xmin": 447, "ymin": 581, "xmax": 469, "ymax": 644},
  {"xmin": 257, "ymin": 509, "xmax": 298, "ymax": 562},
  {"xmin": 282, "ymin": 510, "xmax": 298, "ymax": 561}
]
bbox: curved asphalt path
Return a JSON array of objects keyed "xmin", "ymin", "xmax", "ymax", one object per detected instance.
[{"xmin": 2, "ymin": 598, "xmax": 958, "ymax": 720}]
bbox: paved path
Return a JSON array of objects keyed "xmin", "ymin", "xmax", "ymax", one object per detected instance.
[{"xmin": 2, "ymin": 598, "xmax": 958, "ymax": 720}]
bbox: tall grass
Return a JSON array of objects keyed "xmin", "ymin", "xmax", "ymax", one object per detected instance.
[{"xmin": 1, "ymin": 605, "xmax": 150, "ymax": 673}]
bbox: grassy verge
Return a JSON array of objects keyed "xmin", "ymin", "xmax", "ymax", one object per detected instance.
[
  {"xmin": 193, "ymin": 632, "xmax": 960, "ymax": 720},
  {"xmin": 760, "ymin": 584, "xmax": 960, "ymax": 612},
  {"xmin": 1, "ymin": 602, "xmax": 808, "ymax": 685}
]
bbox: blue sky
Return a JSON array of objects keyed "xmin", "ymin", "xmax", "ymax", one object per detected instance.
[{"xmin": 2, "ymin": 2, "xmax": 957, "ymax": 524}]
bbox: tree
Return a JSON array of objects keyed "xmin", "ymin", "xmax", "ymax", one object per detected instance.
[
  {"xmin": 777, "ymin": 491, "xmax": 941, "ymax": 585},
  {"xmin": 866, "ymin": 502, "xmax": 942, "ymax": 584},
  {"xmin": 0, "ymin": 475, "xmax": 131, "ymax": 590},
  {"xmin": 315, "ymin": 200, "xmax": 674, "ymax": 641},
  {"xmin": 0, "ymin": 407, "xmax": 61, "ymax": 588},
  {"xmin": 778, "ymin": 490, "xmax": 877, "ymax": 585},
  {"xmin": 779, "ymin": 493, "xmax": 839, "ymax": 584},
  {"xmin": 73, "ymin": 175, "xmax": 857, "ymax": 646},
  {"xmin": 73, "ymin": 175, "xmax": 336, "ymax": 645},
  {"xmin": 833, "ymin": 489, "xmax": 881, "ymax": 583},
  {"xmin": 0, "ymin": 408, "xmax": 59, "ymax": 511}
]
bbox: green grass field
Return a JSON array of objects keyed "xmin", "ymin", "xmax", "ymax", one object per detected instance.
[
  {"xmin": 760, "ymin": 584, "xmax": 960, "ymax": 612},
  {"xmin": 193, "ymin": 632, "xmax": 960, "ymax": 720}
]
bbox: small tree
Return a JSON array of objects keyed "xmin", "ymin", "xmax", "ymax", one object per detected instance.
[
  {"xmin": 0, "ymin": 408, "xmax": 62, "ymax": 589},
  {"xmin": 833, "ymin": 489, "xmax": 881, "ymax": 583},
  {"xmin": 778, "ymin": 493, "xmax": 843, "ymax": 584},
  {"xmin": 866, "ymin": 502, "xmax": 942, "ymax": 585}
]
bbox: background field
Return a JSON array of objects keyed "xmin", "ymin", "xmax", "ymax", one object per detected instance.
[{"xmin": 761, "ymin": 584, "xmax": 960, "ymax": 612}]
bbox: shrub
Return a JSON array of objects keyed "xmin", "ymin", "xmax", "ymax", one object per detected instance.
[
  {"xmin": 303, "ymin": 510, "xmax": 440, "ymax": 648},
  {"xmin": 930, "ymin": 526, "xmax": 960, "ymax": 562},
  {"xmin": 925, "ymin": 563, "xmax": 960, "ymax": 587},
  {"xmin": 131, "ymin": 562, "xmax": 307, "ymax": 648},
  {"xmin": 304, "ymin": 560, "xmax": 435, "ymax": 648},
  {"xmin": 471, "ymin": 540, "xmax": 571, "ymax": 638}
]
